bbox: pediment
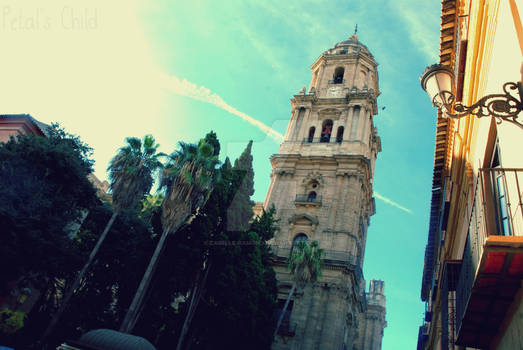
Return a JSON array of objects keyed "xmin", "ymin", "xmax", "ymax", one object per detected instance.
[
  {"xmin": 318, "ymin": 108, "xmax": 343, "ymax": 117},
  {"xmin": 288, "ymin": 213, "xmax": 319, "ymax": 226}
]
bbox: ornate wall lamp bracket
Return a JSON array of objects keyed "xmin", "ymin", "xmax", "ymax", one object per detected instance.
[{"xmin": 421, "ymin": 64, "xmax": 523, "ymax": 129}]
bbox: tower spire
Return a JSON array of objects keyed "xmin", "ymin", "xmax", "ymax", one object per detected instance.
[{"xmin": 349, "ymin": 24, "xmax": 358, "ymax": 41}]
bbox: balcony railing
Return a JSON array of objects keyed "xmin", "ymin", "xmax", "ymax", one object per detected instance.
[
  {"xmin": 328, "ymin": 79, "xmax": 346, "ymax": 84},
  {"xmin": 302, "ymin": 137, "xmax": 344, "ymax": 143},
  {"xmin": 455, "ymin": 168, "xmax": 523, "ymax": 348},
  {"xmin": 269, "ymin": 245, "xmax": 362, "ymax": 281},
  {"xmin": 295, "ymin": 194, "xmax": 322, "ymax": 205}
]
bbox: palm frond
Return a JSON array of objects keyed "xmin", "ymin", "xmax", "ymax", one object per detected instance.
[
  {"xmin": 107, "ymin": 135, "xmax": 164, "ymax": 212},
  {"xmin": 160, "ymin": 138, "xmax": 221, "ymax": 233},
  {"xmin": 288, "ymin": 240, "xmax": 324, "ymax": 286},
  {"xmin": 125, "ymin": 137, "xmax": 142, "ymax": 151}
]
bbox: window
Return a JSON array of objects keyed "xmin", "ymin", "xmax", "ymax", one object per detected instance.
[
  {"xmin": 307, "ymin": 126, "xmax": 315, "ymax": 142},
  {"xmin": 321, "ymin": 120, "xmax": 333, "ymax": 143},
  {"xmin": 291, "ymin": 234, "xmax": 308, "ymax": 253},
  {"xmin": 333, "ymin": 67, "xmax": 345, "ymax": 84},
  {"xmin": 336, "ymin": 126, "xmax": 344, "ymax": 142},
  {"xmin": 307, "ymin": 191, "xmax": 317, "ymax": 202},
  {"xmin": 490, "ymin": 142, "xmax": 512, "ymax": 235}
]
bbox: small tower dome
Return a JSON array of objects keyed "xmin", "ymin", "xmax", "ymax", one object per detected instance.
[{"xmin": 330, "ymin": 33, "xmax": 373, "ymax": 58}]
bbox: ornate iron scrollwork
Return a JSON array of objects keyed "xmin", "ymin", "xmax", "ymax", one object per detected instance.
[{"xmin": 442, "ymin": 82, "xmax": 523, "ymax": 129}]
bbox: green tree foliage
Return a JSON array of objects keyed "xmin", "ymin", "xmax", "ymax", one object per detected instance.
[
  {"xmin": 41, "ymin": 134, "xmax": 164, "ymax": 341},
  {"xmin": 120, "ymin": 134, "xmax": 221, "ymax": 333},
  {"xmin": 160, "ymin": 138, "xmax": 220, "ymax": 233},
  {"xmin": 0, "ymin": 125, "xmax": 98, "ymax": 294},
  {"xmin": 56, "ymin": 205, "xmax": 155, "ymax": 338},
  {"xmin": 190, "ymin": 209, "xmax": 279, "ymax": 350},
  {"xmin": 134, "ymin": 140, "xmax": 278, "ymax": 350},
  {"xmin": 109, "ymin": 135, "xmax": 164, "ymax": 213},
  {"xmin": 227, "ymin": 140, "xmax": 255, "ymax": 232},
  {"xmin": 139, "ymin": 193, "xmax": 164, "ymax": 228},
  {"xmin": 0, "ymin": 310, "xmax": 26, "ymax": 335},
  {"xmin": 8, "ymin": 204, "xmax": 155, "ymax": 349},
  {"xmin": 203, "ymin": 131, "xmax": 220, "ymax": 157}
]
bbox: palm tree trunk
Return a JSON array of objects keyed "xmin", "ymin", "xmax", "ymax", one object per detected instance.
[
  {"xmin": 41, "ymin": 212, "xmax": 118, "ymax": 342},
  {"xmin": 175, "ymin": 261, "xmax": 212, "ymax": 350},
  {"xmin": 273, "ymin": 282, "xmax": 296, "ymax": 339},
  {"xmin": 120, "ymin": 225, "xmax": 172, "ymax": 333}
]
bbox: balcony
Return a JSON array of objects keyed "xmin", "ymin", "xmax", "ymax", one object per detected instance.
[
  {"xmin": 269, "ymin": 245, "xmax": 362, "ymax": 281},
  {"xmin": 416, "ymin": 323, "xmax": 429, "ymax": 350},
  {"xmin": 295, "ymin": 194, "xmax": 322, "ymax": 206},
  {"xmin": 455, "ymin": 168, "xmax": 523, "ymax": 348},
  {"xmin": 302, "ymin": 137, "xmax": 344, "ymax": 143}
]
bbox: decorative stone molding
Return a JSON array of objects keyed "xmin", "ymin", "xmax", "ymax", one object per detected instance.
[
  {"xmin": 335, "ymin": 169, "xmax": 364, "ymax": 179},
  {"xmin": 276, "ymin": 168, "xmax": 296, "ymax": 176},
  {"xmin": 318, "ymin": 108, "xmax": 343, "ymax": 120},
  {"xmin": 302, "ymin": 172, "xmax": 324, "ymax": 186}
]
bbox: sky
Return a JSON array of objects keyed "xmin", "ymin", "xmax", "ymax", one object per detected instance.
[{"xmin": 0, "ymin": 0, "xmax": 441, "ymax": 348}]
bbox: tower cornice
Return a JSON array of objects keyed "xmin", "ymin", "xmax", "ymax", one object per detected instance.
[
  {"xmin": 291, "ymin": 90, "xmax": 379, "ymax": 115},
  {"xmin": 310, "ymin": 52, "xmax": 378, "ymax": 72}
]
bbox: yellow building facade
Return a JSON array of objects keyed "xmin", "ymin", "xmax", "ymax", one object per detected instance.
[{"xmin": 418, "ymin": 1, "xmax": 523, "ymax": 349}]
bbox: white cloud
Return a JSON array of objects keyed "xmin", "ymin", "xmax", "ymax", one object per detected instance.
[
  {"xmin": 374, "ymin": 191, "xmax": 413, "ymax": 214},
  {"xmin": 156, "ymin": 73, "xmax": 284, "ymax": 143}
]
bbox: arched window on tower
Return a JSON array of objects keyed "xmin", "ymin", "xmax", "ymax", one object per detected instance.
[
  {"xmin": 308, "ymin": 126, "xmax": 315, "ymax": 142},
  {"xmin": 336, "ymin": 126, "xmax": 344, "ymax": 143},
  {"xmin": 291, "ymin": 234, "xmax": 308, "ymax": 254},
  {"xmin": 333, "ymin": 67, "xmax": 345, "ymax": 84},
  {"xmin": 321, "ymin": 120, "xmax": 333, "ymax": 143}
]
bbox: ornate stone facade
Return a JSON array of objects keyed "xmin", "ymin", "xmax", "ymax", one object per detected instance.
[{"xmin": 264, "ymin": 34, "xmax": 386, "ymax": 350}]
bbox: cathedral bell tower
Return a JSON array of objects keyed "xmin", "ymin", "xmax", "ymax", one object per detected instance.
[{"xmin": 264, "ymin": 33, "xmax": 385, "ymax": 350}]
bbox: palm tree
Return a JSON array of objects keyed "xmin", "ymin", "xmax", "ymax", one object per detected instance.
[
  {"xmin": 120, "ymin": 138, "xmax": 219, "ymax": 333},
  {"xmin": 42, "ymin": 135, "xmax": 163, "ymax": 341},
  {"xmin": 273, "ymin": 240, "xmax": 324, "ymax": 338}
]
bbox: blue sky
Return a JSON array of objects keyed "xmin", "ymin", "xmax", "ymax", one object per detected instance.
[{"xmin": 0, "ymin": 0, "xmax": 441, "ymax": 347}]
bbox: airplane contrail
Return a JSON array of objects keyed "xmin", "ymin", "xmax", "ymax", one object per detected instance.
[
  {"xmin": 374, "ymin": 191, "xmax": 413, "ymax": 214},
  {"xmin": 158, "ymin": 73, "xmax": 284, "ymax": 143}
]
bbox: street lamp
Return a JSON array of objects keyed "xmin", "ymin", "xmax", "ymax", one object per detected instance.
[{"xmin": 420, "ymin": 64, "xmax": 523, "ymax": 129}]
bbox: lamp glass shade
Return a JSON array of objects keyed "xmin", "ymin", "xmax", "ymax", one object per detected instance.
[{"xmin": 420, "ymin": 65, "xmax": 454, "ymax": 108}]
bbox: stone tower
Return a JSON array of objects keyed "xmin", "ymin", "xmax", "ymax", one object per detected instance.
[
  {"xmin": 356, "ymin": 280, "xmax": 387, "ymax": 350},
  {"xmin": 264, "ymin": 33, "xmax": 385, "ymax": 350}
]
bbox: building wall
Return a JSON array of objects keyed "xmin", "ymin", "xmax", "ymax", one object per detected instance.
[
  {"xmin": 0, "ymin": 114, "xmax": 47, "ymax": 142},
  {"xmin": 497, "ymin": 295, "xmax": 523, "ymax": 350},
  {"xmin": 418, "ymin": 1, "xmax": 523, "ymax": 349}
]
